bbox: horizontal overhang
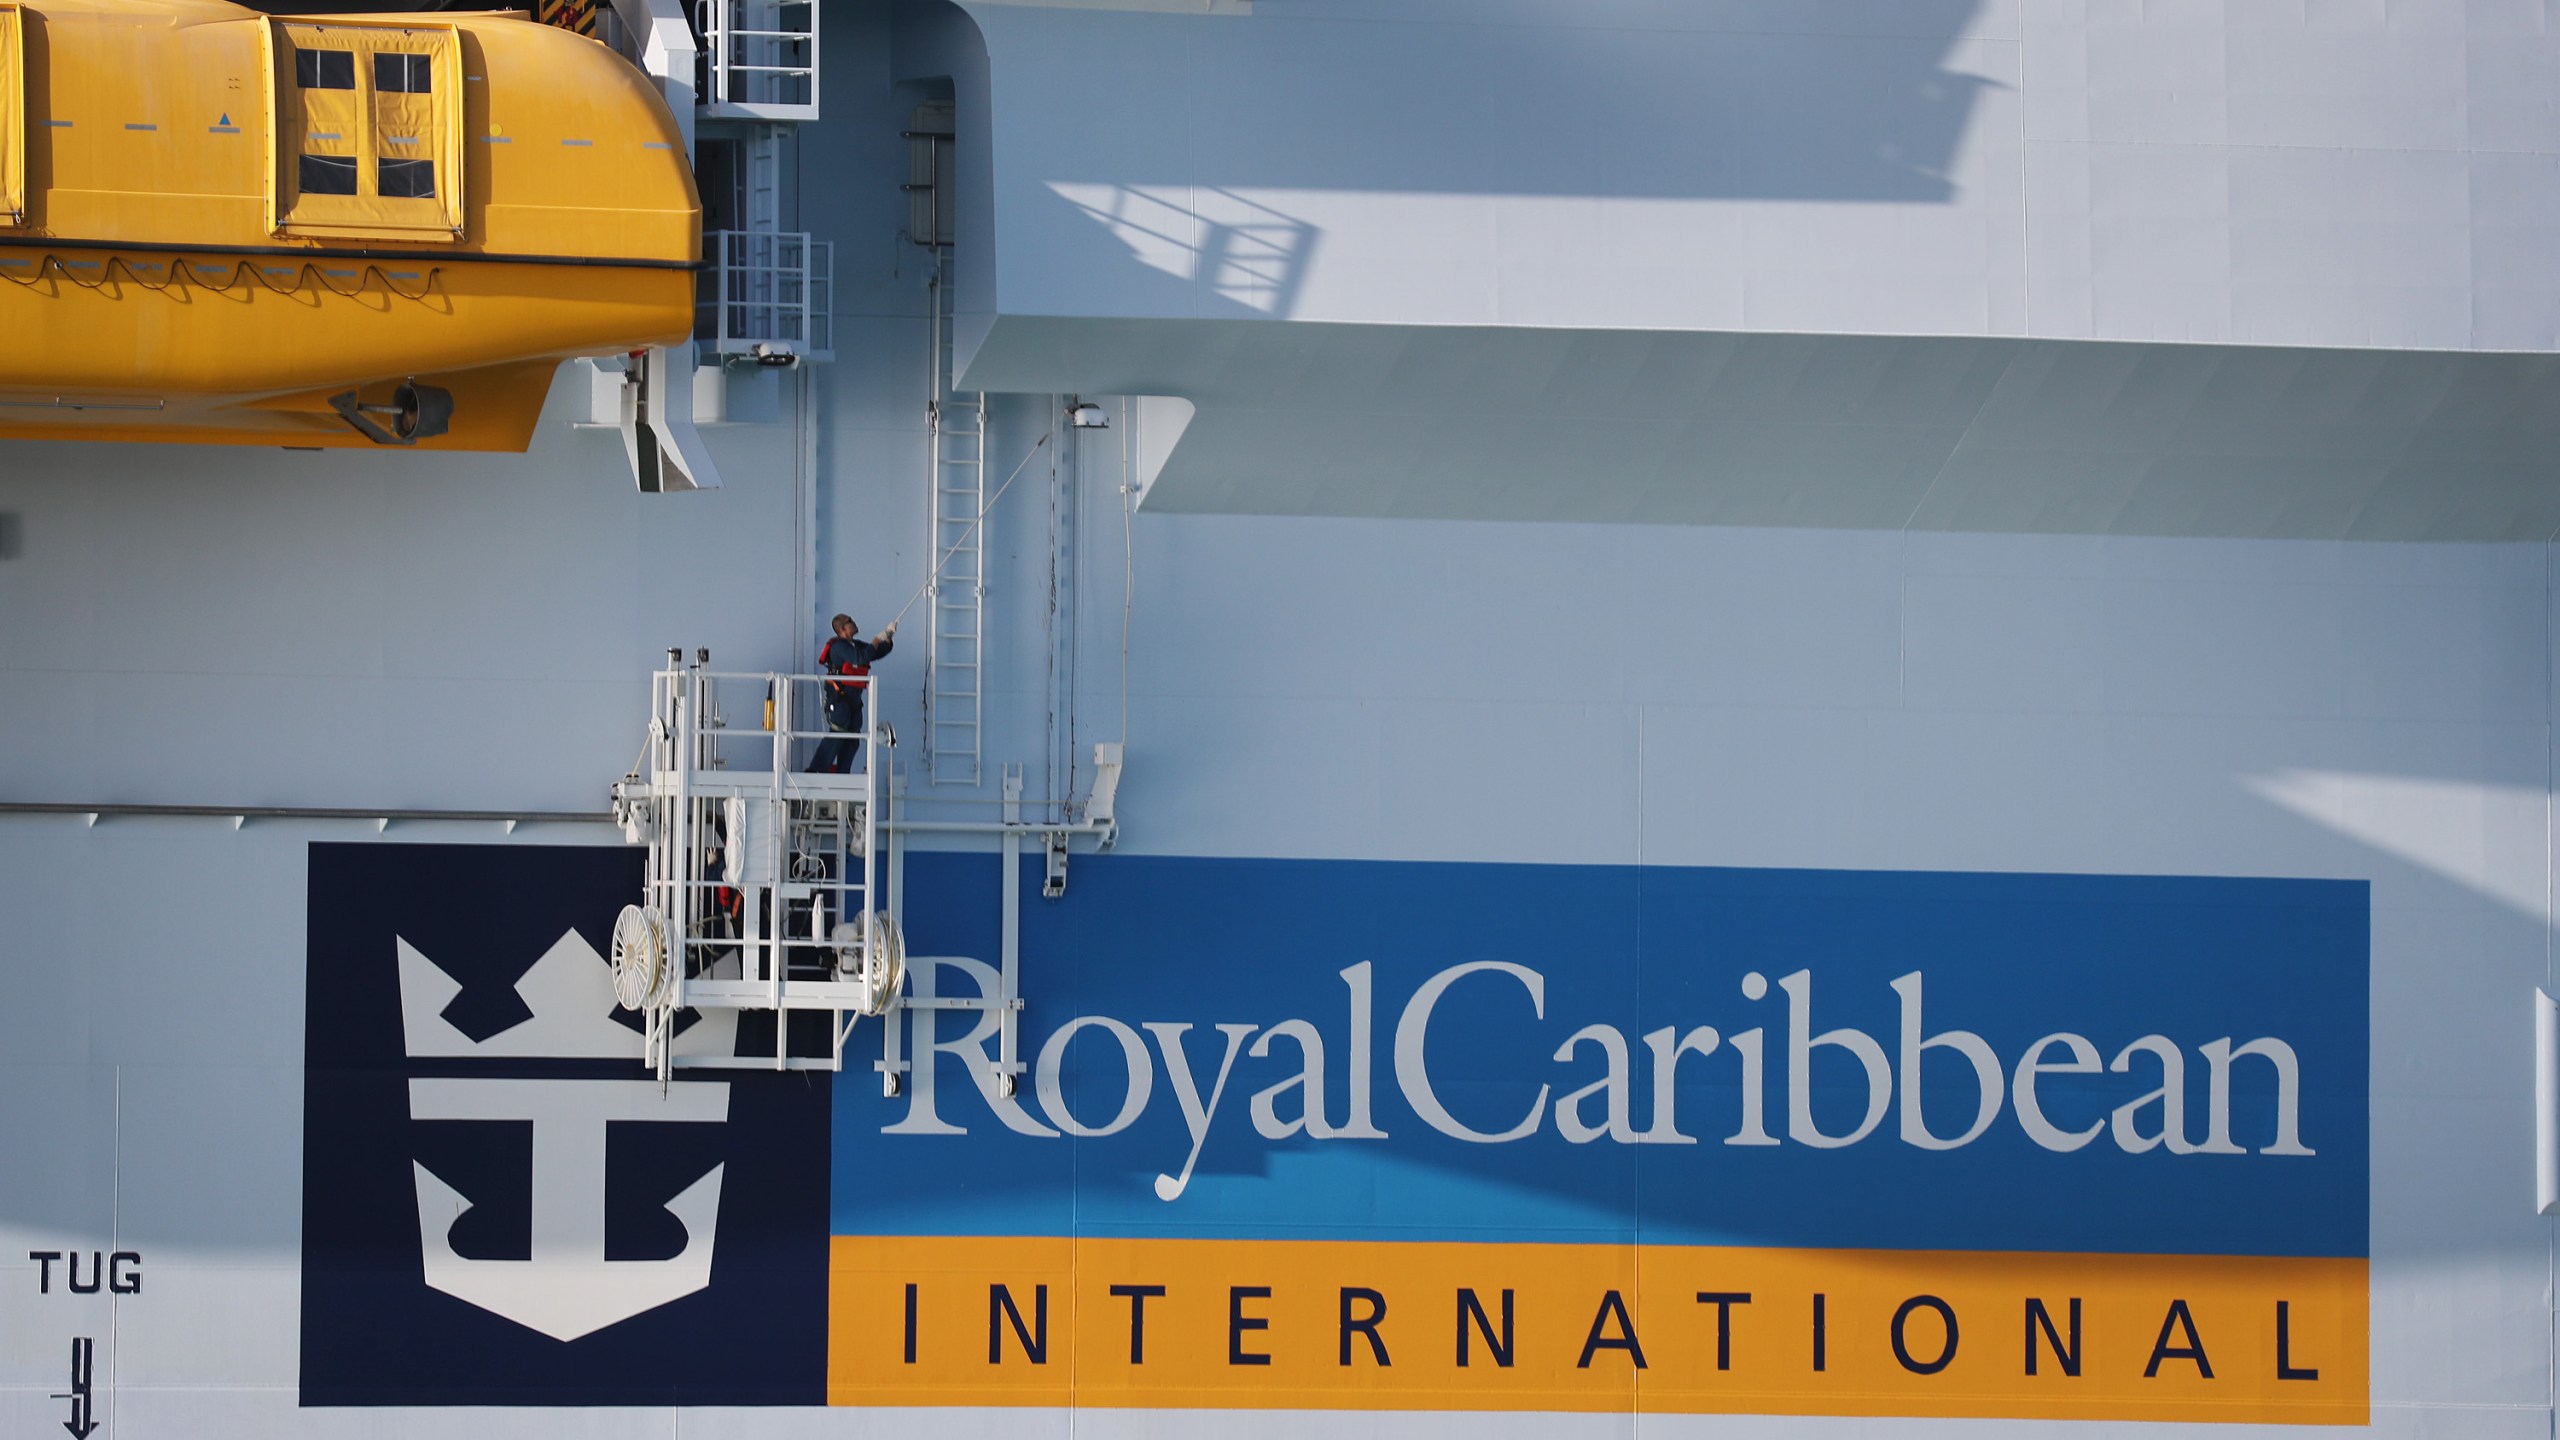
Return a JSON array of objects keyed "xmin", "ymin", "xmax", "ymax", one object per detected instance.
[{"xmin": 966, "ymin": 317, "xmax": 2560, "ymax": 543}]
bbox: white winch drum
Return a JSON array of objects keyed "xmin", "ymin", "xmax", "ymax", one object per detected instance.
[
  {"xmin": 831, "ymin": 912, "xmax": 904, "ymax": 1016},
  {"xmin": 609, "ymin": 903, "xmax": 670, "ymax": 1011},
  {"xmin": 862, "ymin": 911, "xmax": 905, "ymax": 1017}
]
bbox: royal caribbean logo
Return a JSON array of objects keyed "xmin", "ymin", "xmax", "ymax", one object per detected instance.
[{"xmin": 300, "ymin": 843, "xmax": 828, "ymax": 1407}]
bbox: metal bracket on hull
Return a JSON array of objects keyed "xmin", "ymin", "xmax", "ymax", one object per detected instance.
[
  {"xmin": 327, "ymin": 378, "xmax": 454, "ymax": 447},
  {"xmin": 597, "ymin": 0, "xmax": 724, "ymax": 493},
  {"xmin": 617, "ymin": 344, "xmax": 722, "ymax": 492}
]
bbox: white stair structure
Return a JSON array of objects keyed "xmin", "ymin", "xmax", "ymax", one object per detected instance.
[
  {"xmin": 694, "ymin": 11, "xmax": 831, "ymax": 368},
  {"xmin": 594, "ymin": 0, "xmax": 830, "ymax": 487}
]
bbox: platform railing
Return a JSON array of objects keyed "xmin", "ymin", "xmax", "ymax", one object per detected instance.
[
  {"xmin": 697, "ymin": 230, "xmax": 834, "ymax": 362},
  {"xmin": 696, "ymin": 0, "xmax": 818, "ymax": 120}
]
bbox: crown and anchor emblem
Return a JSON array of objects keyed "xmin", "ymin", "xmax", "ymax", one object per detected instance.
[{"xmin": 396, "ymin": 930, "xmax": 738, "ymax": 1341}]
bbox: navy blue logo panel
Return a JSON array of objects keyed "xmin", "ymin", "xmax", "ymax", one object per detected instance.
[{"xmin": 300, "ymin": 842, "xmax": 828, "ymax": 1406}]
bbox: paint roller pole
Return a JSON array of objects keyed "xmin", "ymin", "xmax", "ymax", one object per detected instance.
[{"xmin": 2539, "ymin": 988, "xmax": 2559, "ymax": 1214}]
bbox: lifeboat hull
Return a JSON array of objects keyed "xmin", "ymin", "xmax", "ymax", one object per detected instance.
[{"xmin": 0, "ymin": 244, "xmax": 692, "ymax": 448}]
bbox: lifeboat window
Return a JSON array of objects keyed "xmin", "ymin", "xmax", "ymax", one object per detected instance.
[
  {"xmin": 296, "ymin": 49, "xmax": 355, "ymax": 91},
  {"xmin": 299, "ymin": 154, "xmax": 359, "ymax": 196},
  {"xmin": 378, "ymin": 158, "xmax": 434, "ymax": 199},
  {"xmin": 267, "ymin": 21, "xmax": 462, "ymax": 241},
  {"xmin": 374, "ymin": 53, "xmax": 431, "ymax": 95},
  {"xmin": 0, "ymin": 3, "xmax": 20, "ymax": 228}
]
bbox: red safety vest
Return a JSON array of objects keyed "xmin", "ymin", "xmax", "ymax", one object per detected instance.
[{"xmin": 823, "ymin": 640, "xmax": 871, "ymax": 696}]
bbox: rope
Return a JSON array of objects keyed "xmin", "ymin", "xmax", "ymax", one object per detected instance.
[
  {"xmin": 0, "ymin": 251, "xmax": 441, "ymax": 301},
  {"xmin": 1121, "ymin": 395, "xmax": 1134, "ymax": 749},
  {"xmin": 887, "ymin": 429, "xmax": 1050, "ymax": 631}
]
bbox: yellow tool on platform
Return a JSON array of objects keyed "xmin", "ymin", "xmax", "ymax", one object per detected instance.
[{"xmin": 0, "ymin": 0, "xmax": 698, "ymax": 451}]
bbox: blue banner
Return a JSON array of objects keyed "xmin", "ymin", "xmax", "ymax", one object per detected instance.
[{"xmin": 835, "ymin": 856, "xmax": 2368, "ymax": 1259}]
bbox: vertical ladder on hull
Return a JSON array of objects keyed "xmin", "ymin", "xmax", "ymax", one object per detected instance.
[{"xmin": 926, "ymin": 254, "xmax": 986, "ymax": 787}]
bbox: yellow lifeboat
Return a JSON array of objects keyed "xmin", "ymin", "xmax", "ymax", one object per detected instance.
[{"xmin": 0, "ymin": 0, "xmax": 698, "ymax": 450}]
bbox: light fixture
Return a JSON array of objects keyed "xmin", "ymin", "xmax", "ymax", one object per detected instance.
[{"xmin": 1066, "ymin": 400, "xmax": 1110, "ymax": 429}]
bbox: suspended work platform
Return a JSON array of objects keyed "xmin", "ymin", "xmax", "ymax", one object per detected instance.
[
  {"xmin": 607, "ymin": 650, "xmax": 1129, "ymax": 1093},
  {"xmin": 609, "ymin": 650, "xmax": 904, "ymax": 1078}
]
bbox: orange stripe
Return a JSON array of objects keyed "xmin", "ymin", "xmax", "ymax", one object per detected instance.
[{"xmin": 829, "ymin": 1235, "xmax": 2366, "ymax": 1424}]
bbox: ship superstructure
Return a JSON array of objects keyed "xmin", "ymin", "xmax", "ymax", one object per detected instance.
[{"xmin": 0, "ymin": 2, "xmax": 2554, "ymax": 1437}]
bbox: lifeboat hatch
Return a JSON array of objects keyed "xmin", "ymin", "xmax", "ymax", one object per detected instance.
[
  {"xmin": 262, "ymin": 19, "xmax": 465, "ymax": 243},
  {"xmin": 328, "ymin": 377, "xmax": 452, "ymax": 445},
  {"xmin": 0, "ymin": 3, "xmax": 20, "ymax": 227}
]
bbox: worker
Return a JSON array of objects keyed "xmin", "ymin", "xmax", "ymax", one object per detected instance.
[{"xmin": 809, "ymin": 613, "xmax": 895, "ymax": 773}]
